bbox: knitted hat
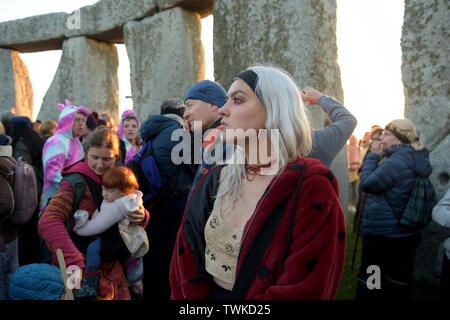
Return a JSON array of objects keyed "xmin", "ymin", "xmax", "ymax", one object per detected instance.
[
  {"xmin": 184, "ymin": 80, "xmax": 227, "ymax": 107},
  {"xmin": 86, "ymin": 111, "xmax": 99, "ymax": 130},
  {"xmin": 0, "ymin": 134, "xmax": 12, "ymax": 146},
  {"xmin": 10, "ymin": 116, "xmax": 32, "ymax": 126},
  {"xmin": 385, "ymin": 118, "xmax": 424, "ymax": 151},
  {"xmin": 9, "ymin": 263, "xmax": 65, "ymax": 300}
]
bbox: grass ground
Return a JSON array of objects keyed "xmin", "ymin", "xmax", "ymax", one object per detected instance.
[
  {"xmin": 334, "ymin": 208, "xmax": 441, "ymax": 300},
  {"xmin": 335, "ymin": 208, "xmax": 361, "ymax": 300}
]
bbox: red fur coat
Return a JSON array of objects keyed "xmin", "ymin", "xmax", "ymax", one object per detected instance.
[{"xmin": 169, "ymin": 157, "xmax": 346, "ymax": 300}]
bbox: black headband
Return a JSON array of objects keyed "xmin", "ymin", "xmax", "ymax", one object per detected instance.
[{"xmin": 234, "ymin": 70, "xmax": 258, "ymax": 92}]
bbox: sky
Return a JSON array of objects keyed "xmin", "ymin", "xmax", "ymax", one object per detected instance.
[{"xmin": 0, "ymin": 0, "xmax": 405, "ymax": 139}]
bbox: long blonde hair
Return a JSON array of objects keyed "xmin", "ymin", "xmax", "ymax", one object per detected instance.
[{"xmin": 212, "ymin": 65, "xmax": 312, "ymax": 216}]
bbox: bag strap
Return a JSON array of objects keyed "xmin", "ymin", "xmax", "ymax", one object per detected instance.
[
  {"xmin": 230, "ymin": 163, "xmax": 306, "ymax": 299},
  {"xmin": 135, "ymin": 139, "xmax": 153, "ymax": 161},
  {"xmin": 63, "ymin": 173, "xmax": 87, "ymax": 231}
]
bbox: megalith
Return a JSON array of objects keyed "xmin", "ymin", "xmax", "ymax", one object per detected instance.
[
  {"xmin": 401, "ymin": 0, "xmax": 450, "ymax": 284},
  {"xmin": 213, "ymin": 0, "xmax": 349, "ymax": 216},
  {"xmin": 124, "ymin": 7, "xmax": 204, "ymax": 121},
  {"xmin": 402, "ymin": 0, "xmax": 450, "ymax": 199},
  {"xmin": 0, "ymin": 49, "xmax": 34, "ymax": 118},
  {"xmin": 0, "ymin": 12, "xmax": 67, "ymax": 52},
  {"xmin": 37, "ymin": 36, "xmax": 119, "ymax": 122}
]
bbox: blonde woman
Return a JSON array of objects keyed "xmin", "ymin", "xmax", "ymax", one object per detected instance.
[{"xmin": 170, "ymin": 66, "xmax": 346, "ymax": 300}]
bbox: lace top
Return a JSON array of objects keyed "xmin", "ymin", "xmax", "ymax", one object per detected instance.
[{"xmin": 204, "ymin": 209, "xmax": 243, "ymax": 287}]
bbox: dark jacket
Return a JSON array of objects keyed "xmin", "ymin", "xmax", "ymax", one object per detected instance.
[
  {"xmin": 170, "ymin": 157, "xmax": 346, "ymax": 300},
  {"xmin": 140, "ymin": 114, "xmax": 195, "ymax": 196},
  {"xmin": 0, "ymin": 146, "xmax": 17, "ymax": 248},
  {"xmin": 360, "ymin": 144, "xmax": 432, "ymax": 237},
  {"xmin": 11, "ymin": 123, "xmax": 44, "ymax": 197}
]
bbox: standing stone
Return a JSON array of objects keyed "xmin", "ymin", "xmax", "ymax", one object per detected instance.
[
  {"xmin": 401, "ymin": 0, "xmax": 450, "ymax": 284},
  {"xmin": 124, "ymin": 7, "xmax": 204, "ymax": 121},
  {"xmin": 402, "ymin": 0, "xmax": 450, "ymax": 200},
  {"xmin": 0, "ymin": 49, "xmax": 33, "ymax": 118},
  {"xmin": 38, "ymin": 37, "xmax": 119, "ymax": 122},
  {"xmin": 429, "ymin": 135, "xmax": 450, "ymax": 199},
  {"xmin": 402, "ymin": 0, "xmax": 449, "ymax": 153},
  {"xmin": 214, "ymin": 0, "xmax": 349, "ymax": 217}
]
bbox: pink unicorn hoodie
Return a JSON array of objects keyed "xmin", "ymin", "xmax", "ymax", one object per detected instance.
[{"xmin": 40, "ymin": 100, "xmax": 89, "ymax": 209}]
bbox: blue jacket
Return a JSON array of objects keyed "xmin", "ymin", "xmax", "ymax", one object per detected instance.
[
  {"xmin": 140, "ymin": 114, "xmax": 195, "ymax": 197},
  {"xmin": 360, "ymin": 144, "xmax": 432, "ymax": 237}
]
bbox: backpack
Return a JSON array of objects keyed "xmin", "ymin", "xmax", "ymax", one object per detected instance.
[
  {"xmin": 398, "ymin": 176, "xmax": 438, "ymax": 229},
  {"xmin": 127, "ymin": 140, "xmax": 163, "ymax": 207},
  {"xmin": 3, "ymin": 156, "xmax": 38, "ymax": 225}
]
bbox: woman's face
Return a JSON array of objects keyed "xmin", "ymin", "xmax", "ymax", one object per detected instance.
[
  {"xmin": 123, "ymin": 118, "xmax": 139, "ymax": 142},
  {"xmin": 380, "ymin": 130, "xmax": 402, "ymax": 151},
  {"xmin": 218, "ymin": 78, "xmax": 267, "ymax": 145},
  {"xmin": 87, "ymin": 147, "xmax": 116, "ymax": 176}
]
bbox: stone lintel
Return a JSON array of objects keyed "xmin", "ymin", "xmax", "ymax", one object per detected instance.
[
  {"xmin": 0, "ymin": 1, "xmax": 213, "ymax": 53},
  {"xmin": 156, "ymin": 0, "xmax": 213, "ymax": 18},
  {"xmin": 0, "ymin": 12, "xmax": 67, "ymax": 53}
]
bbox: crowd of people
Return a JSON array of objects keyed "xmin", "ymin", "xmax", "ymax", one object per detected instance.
[{"xmin": 0, "ymin": 65, "xmax": 447, "ymax": 301}]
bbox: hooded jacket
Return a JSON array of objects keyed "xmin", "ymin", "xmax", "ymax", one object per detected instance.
[
  {"xmin": 169, "ymin": 157, "xmax": 346, "ymax": 300},
  {"xmin": 360, "ymin": 144, "xmax": 433, "ymax": 237},
  {"xmin": 140, "ymin": 114, "xmax": 195, "ymax": 196},
  {"xmin": 41, "ymin": 100, "xmax": 89, "ymax": 209}
]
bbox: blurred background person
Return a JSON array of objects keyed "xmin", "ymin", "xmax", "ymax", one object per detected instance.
[
  {"xmin": 39, "ymin": 120, "xmax": 57, "ymax": 142},
  {"xmin": 99, "ymin": 112, "xmax": 116, "ymax": 130},
  {"xmin": 347, "ymin": 134, "xmax": 361, "ymax": 212},
  {"xmin": 9, "ymin": 116, "xmax": 44, "ymax": 266},
  {"xmin": 117, "ymin": 110, "xmax": 142, "ymax": 165}
]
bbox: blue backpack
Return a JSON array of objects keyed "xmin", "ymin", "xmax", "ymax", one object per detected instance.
[{"xmin": 128, "ymin": 140, "xmax": 163, "ymax": 206}]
